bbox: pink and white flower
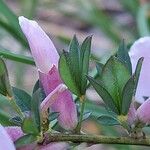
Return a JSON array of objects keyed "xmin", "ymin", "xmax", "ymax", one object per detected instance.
[
  {"xmin": 129, "ymin": 37, "xmax": 150, "ymax": 103},
  {"xmin": 19, "ymin": 16, "xmax": 78, "ymax": 130},
  {"xmin": 128, "ymin": 37, "xmax": 150, "ymax": 126}
]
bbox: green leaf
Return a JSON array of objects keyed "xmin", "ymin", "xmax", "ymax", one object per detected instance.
[
  {"xmin": 0, "ymin": 110, "xmax": 14, "ymax": 126},
  {"xmin": 15, "ymin": 134, "xmax": 37, "ymax": 148},
  {"xmin": 82, "ymin": 112, "xmax": 91, "ymax": 121},
  {"xmin": 0, "ymin": 94, "xmax": 17, "ymax": 114},
  {"xmin": 116, "ymin": 40, "xmax": 132, "ymax": 74},
  {"xmin": 87, "ymin": 76, "xmax": 119, "ymax": 114},
  {"xmin": 22, "ymin": 117, "xmax": 39, "ymax": 134},
  {"xmin": 96, "ymin": 62, "xmax": 104, "ymax": 75},
  {"xmin": 0, "ymin": 94, "xmax": 17, "ymax": 125},
  {"xmin": 59, "ymin": 52, "xmax": 80, "ymax": 96},
  {"xmin": 32, "ymin": 80, "xmax": 46, "ymax": 102},
  {"xmin": 121, "ymin": 77, "xmax": 135, "ymax": 115},
  {"xmin": 80, "ymin": 36, "xmax": 92, "ymax": 94},
  {"xmin": 50, "ymin": 119, "xmax": 58, "ymax": 129},
  {"xmin": 12, "ymin": 87, "xmax": 31, "ymax": 112},
  {"xmin": 69, "ymin": 35, "xmax": 80, "ymax": 80},
  {"xmin": 120, "ymin": 58, "xmax": 143, "ymax": 115},
  {"xmin": 98, "ymin": 114, "xmax": 120, "ymax": 126},
  {"xmin": 9, "ymin": 116, "xmax": 22, "ymax": 126},
  {"xmin": 48, "ymin": 112, "xmax": 59, "ymax": 122},
  {"xmin": 59, "ymin": 36, "xmax": 91, "ymax": 96},
  {"xmin": 31, "ymin": 89, "xmax": 41, "ymax": 132},
  {"xmin": 0, "ymin": 58, "xmax": 12, "ymax": 97},
  {"xmin": 100, "ymin": 56, "xmax": 130, "ymax": 113},
  {"xmin": 84, "ymin": 100, "xmax": 109, "ymax": 118},
  {"xmin": 32, "ymin": 80, "xmax": 39, "ymax": 94},
  {"xmin": 133, "ymin": 57, "xmax": 144, "ymax": 95}
]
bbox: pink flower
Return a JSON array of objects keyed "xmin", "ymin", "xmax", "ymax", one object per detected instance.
[
  {"xmin": 127, "ymin": 98, "xmax": 150, "ymax": 126},
  {"xmin": 128, "ymin": 37, "xmax": 150, "ymax": 126},
  {"xmin": 5, "ymin": 126, "xmax": 24, "ymax": 142},
  {"xmin": 19, "ymin": 16, "xmax": 78, "ymax": 130},
  {"xmin": 129, "ymin": 37, "xmax": 150, "ymax": 103},
  {"xmin": 39, "ymin": 142, "xmax": 69, "ymax": 150},
  {"xmin": 3, "ymin": 126, "xmax": 69, "ymax": 150},
  {"xmin": 136, "ymin": 98, "xmax": 150, "ymax": 125},
  {"xmin": 40, "ymin": 83, "xmax": 67, "ymax": 113},
  {"xmin": 127, "ymin": 103, "xmax": 136, "ymax": 126},
  {"xmin": 0, "ymin": 125, "xmax": 16, "ymax": 150},
  {"xmin": 18, "ymin": 16, "xmax": 59, "ymax": 73}
]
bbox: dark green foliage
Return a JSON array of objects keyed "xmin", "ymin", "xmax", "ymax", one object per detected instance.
[
  {"xmin": 98, "ymin": 114, "xmax": 120, "ymax": 126},
  {"xmin": 88, "ymin": 55, "xmax": 143, "ymax": 115},
  {"xmin": 12, "ymin": 87, "xmax": 31, "ymax": 112},
  {"xmin": 59, "ymin": 35, "xmax": 92, "ymax": 96},
  {"xmin": 15, "ymin": 134, "xmax": 37, "ymax": 148}
]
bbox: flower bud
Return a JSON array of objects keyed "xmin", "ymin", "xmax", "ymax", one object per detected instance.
[
  {"xmin": 19, "ymin": 16, "xmax": 59, "ymax": 73},
  {"xmin": 40, "ymin": 83, "xmax": 67, "ymax": 112},
  {"xmin": 39, "ymin": 142, "xmax": 69, "ymax": 150},
  {"xmin": 136, "ymin": 98, "xmax": 150, "ymax": 125},
  {"xmin": 127, "ymin": 103, "xmax": 136, "ymax": 126},
  {"xmin": 19, "ymin": 16, "xmax": 78, "ymax": 130},
  {"xmin": 39, "ymin": 66, "xmax": 78, "ymax": 130},
  {"xmin": 129, "ymin": 37, "xmax": 150, "ymax": 103}
]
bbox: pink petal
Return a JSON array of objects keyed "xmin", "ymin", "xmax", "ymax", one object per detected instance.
[
  {"xmin": 39, "ymin": 65, "xmax": 78, "ymax": 130},
  {"xmin": 129, "ymin": 37, "xmax": 150, "ymax": 103},
  {"xmin": 5, "ymin": 126, "xmax": 36, "ymax": 150},
  {"xmin": 5, "ymin": 126, "xmax": 24, "ymax": 142},
  {"xmin": 40, "ymin": 84, "xmax": 68, "ymax": 112},
  {"xmin": 39, "ymin": 142, "xmax": 69, "ymax": 150},
  {"xmin": 0, "ymin": 125, "xmax": 16, "ymax": 150},
  {"xmin": 127, "ymin": 102, "xmax": 137, "ymax": 126},
  {"xmin": 136, "ymin": 98, "xmax": 150, "ymax": 124},
  {"xmin": 18, "ymin": 16, "xmax": 59, "ymax": 73},
  {"xmin": 18, "ymin": 143, "xmax": 37, "ymax": 150}
]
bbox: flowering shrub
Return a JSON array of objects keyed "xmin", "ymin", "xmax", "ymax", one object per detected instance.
[{"xmin": 1, "ymin": 16, "xmax": 150, "ymax": 149}]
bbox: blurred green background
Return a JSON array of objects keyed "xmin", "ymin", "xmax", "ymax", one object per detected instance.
[{"xmin": 0, "ymin": 0, "xmax": 150, "ymax": 149}]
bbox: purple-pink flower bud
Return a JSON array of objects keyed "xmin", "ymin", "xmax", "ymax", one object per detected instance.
[
  {"xmin": 136, "ymin": 98, "xmax": 150, "ymax": 125},
  {"xmin": 129, "ymin": 37, "xmax": 150, "ymax": 103},
  {"xmin": 19, "ymin": 16, "xmax": 59, "ymax": 73},
  {"xmin": 19, "ymin": 16, "xmax": 78, "ymax": 130},
  {"xmin": 40, "ymin": 83, "xmax": 67, "ymax": 112},
  {"xmin": 39, "ymin": 66, "xmax": 78, "ymax": 130},
  {"xmin": 39, "ymin": 142, "xmax": 69, "ymax": 150},
  {"xmin": 127, "ymin": 103, "xmax": 136, "ymax": 126}
]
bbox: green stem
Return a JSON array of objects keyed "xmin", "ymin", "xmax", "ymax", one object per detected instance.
[
  {"xmin": 43, "ymin": 133, "xmax": 150, "ymax": 146},
  {"xmin": 0, "ymin": 49, "xmax": 35, "ymax": 65},
  {"xmin": 75, "ymin": 96, "xmax": 86, "ymax": 133}
]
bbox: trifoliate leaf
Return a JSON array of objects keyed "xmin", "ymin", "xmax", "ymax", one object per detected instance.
[
  {"xmin": 87, "ymin": 76, "xmax": 119, "ymax": 114},
  {"xmin": 100, "ymin": 56, "xmax": 130, "ymax": 113}
]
